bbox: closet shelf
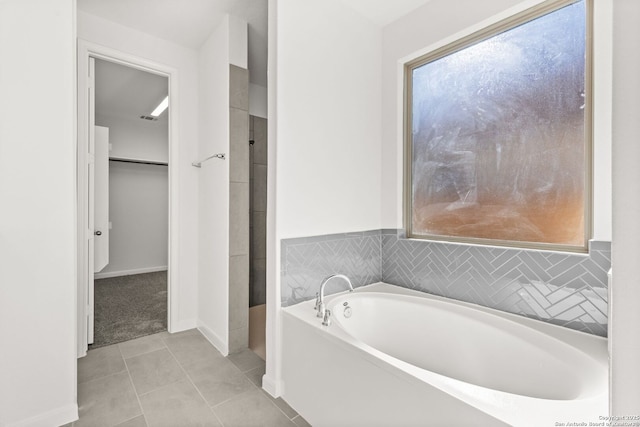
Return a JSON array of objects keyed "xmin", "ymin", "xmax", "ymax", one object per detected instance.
[{"xmin": 109, "ymin": 157, "xmax": 168, "ymax": 166}]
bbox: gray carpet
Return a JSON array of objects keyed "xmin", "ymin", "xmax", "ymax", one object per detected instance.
[{"xmin": 91, "ymin": 271, "xmax": 167, "ymax": 349}]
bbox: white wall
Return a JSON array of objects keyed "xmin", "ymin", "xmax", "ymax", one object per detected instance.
[
  {"xmin": 380, "ymin": 0, "xmax": 613, "ymax": 241},
  {"xmin": 275, "ymin": 0, "xmax": 382, "ymax": 239},
  {"xmin": 265, "ymin": 0, "xmax": 382, "ymax": 395},
  {"xmin": 592, "ymin": 0, "xmax": 613, "ymax": 242},
  {"xmin": 249, "ymin": 83, "xmax": 268, "ymax": 119},
  {"xmin": 196, "ymin": 14, "xmax": 248, "ymax": 354},
  {"xmin": 101, "ymin": 161, "xmax": 169, "ymax": 276},
  {"xmin": 97, "ymin": 114, "xmax": 168, "ymax": 163},
  {"xmin": 610, "ymin": 0, "xmax": 640, "ymax": 414},
  {"xmin": 229, "ymin": 14, "xmax": 248, "ymax": 69},
  {"xmin": 78, "ymin": 11, "xmax": 200, "ymax": 331},
  {"xmin": 0, "ymin": 0, "xmax": 78, "ymax": 425},
  {"xmin": 197, "ymin": 16, "xmax": 231, "ymax": 353},
  {"xmin": 265, "ymin": 0, "xmax": 280, "ymax": 396},
  {"xmin": 95, "ymin": 114, "xmax": 168, "ymax": 277}
]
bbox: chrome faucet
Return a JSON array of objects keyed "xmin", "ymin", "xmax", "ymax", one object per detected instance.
[{"xmin": 314, "ymin": 274, "xmax": 354, "ymax": 325}]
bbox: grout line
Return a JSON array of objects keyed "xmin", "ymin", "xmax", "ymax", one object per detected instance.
[
  {"xmin": 265, "ymin": 392, "xmax": 299, "ymax": 422},
  {"xmin": 122, "ymin": 346, "xmax": 168, "ymax": 365},
  {"xmin": 135, "ymin": 378, "xmax": 189, "ymax": 399},
  {"xmin": 120, "ymin": 345, "xmax": 149, "ymax": 426},
  {"xmin": 77, "ymin": 366, "xmax": 128, "ymax": 386},
  {"xmin": 237, "ymin": 363, "xmax": 298, "ymax": 422},
  {"xmin": 210, "ymin": 387, "xmax": 255, "ymax": 409},
  {"xmin": 163, "ymin": 338, "xmax": 226, "ymax": 427},
  {"xmin": 119, "ymin": 336, "xmax": 168, "ymax": 361},
  {"xmin": 209, "ymin": 352, "xmax": 267, "ymax": 409},
  {"xmin": 160, "ymin": 328, "xmax": 198, "ymax": 341},
  {"xmin": 112, "ymin": 414, "xmax": 146, "ymax": 427},
  {"xmin": 226, "ymin": 360, "xmax": 248, "ymax": 375},
  {"xmin": 147, "ymin": 331, "xmax": 281, "ymax": 425},
  {"xmin": 125, "ymin": 348, "xmax": 187, "ymax": 398}
]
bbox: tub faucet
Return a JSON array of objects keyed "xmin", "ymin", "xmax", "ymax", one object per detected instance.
[{"xmin": 315, "ymin": 274, "xmax": 354, "ymax": 322}]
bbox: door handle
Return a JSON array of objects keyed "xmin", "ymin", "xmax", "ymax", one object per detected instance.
[{"xmin": 95, "ymin": 230, "xmax": 102, "ymax": 236}]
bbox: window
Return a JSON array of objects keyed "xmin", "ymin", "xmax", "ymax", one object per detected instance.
[{"xmin": 404, "ymin": 0, "xmax": 591, "ymax": 252}]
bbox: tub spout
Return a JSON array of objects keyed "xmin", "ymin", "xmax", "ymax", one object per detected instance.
[{"xmin": 316, "ymin": 274, "xmax": 354, "ymax": 321}]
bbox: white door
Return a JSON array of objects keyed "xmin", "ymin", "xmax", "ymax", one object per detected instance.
[
  {"xmin": 94, "ymin": 126, "xmax": 110, "ymax": 272},
  {"xmin": 88, "ymin": 124, "xmax": 110, "ymax": 345}
]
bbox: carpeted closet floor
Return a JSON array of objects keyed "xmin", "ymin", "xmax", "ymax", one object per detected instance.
[{"xmin": 91, "ymin": 271, "xmax": 167, "ymax": 349}]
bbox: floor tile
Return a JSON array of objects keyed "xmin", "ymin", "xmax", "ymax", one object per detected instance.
[
  {"xmin": 126, "ymin": 348, "xmax": 186, "ymax": 395},
  {"xmin": 292, "ymin": 415, "xmax": 312, "ymax": 427},
  {"xmin": 156, "ymin": 330, "xmax": 171, "ymax": 340},
  {"xmin": 139, "ymin": 380, "xmax": 221, "ymax": 427},
  {"xmin": 245, "ymin": 364, "xmax": 265, "ymax": 387},
  {"xmin": 265, "ymin": 394, "xmax": 298, "ymax": 420},
  {"xmin": 161, "ymin": 329, "xmax": 200, "ymax": 341},
  {"xmin": 78, "ymin": 345, "xmax": 126, "ymax": 384},
  {"xmin": 227, "ymin": 348, "xmax": 264, "ymax": 372},
  {"xmin": 213, "ymin": 388, "xmax": 296, "ymax": 427},
  {"xmin": 183, "ymin": 356, "xmax": 253, "ymax": 406},
  {"xmin": 76, "ymin": 371, "xmax": 141, "ymax": 427},
  {"xmin": 119, "ymin": 333, "xmax": 166, "ymax": 359},
  {"xmin": 163, "ymin": 331, "xmax": 224, "ymax": 366},
  {"xmin": 115, "ymin": 415, "xmax": 147, "ymax": 427}
]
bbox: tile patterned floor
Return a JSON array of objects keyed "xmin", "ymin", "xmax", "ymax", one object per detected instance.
[{"xmin": 66, "ymin": 330, "xmax": 310, "ymax": 427}]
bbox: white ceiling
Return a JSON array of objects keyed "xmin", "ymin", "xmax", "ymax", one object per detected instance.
[
  {"xmin": 78, "ymin": 0, "xmax": 269, "ymax": 87},
  {"xmin": 95, "ymin": 58, "xmax": 168, "ymax": 122},
  {"xmin": 78, "ymin": 0, "xmax": 432, "ymax": 89},
  {"xmin": 85, "ymin": 1, "xmax": 434, "ymax": 135}
]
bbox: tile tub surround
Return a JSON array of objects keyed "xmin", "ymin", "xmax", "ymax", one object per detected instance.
[
  {"xmin": 280, "ymin": 230, "xmax": 382, "ymax": 306},
  {"xmin": 281, "ymin": 229, "xmax": 611, "ymax": 336}
]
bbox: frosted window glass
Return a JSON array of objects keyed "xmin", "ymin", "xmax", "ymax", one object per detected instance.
[{"xmin": 409, "ymin": 1, "xmax": 587, "ymax": 248}]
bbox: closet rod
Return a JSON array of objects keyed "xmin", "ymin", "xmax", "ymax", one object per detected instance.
[{"xmin": 109, "ymin": 157, "xmax": 168, "ymax": 166}]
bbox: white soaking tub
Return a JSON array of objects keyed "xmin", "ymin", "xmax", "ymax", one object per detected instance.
[{"xmin": 281, "ymin": 283, "xmax": 608, "ymax": 427}]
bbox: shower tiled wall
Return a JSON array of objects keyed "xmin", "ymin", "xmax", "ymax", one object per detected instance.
[
  {"xmin": 281, "ymin": 229, "xmax": 611, "ymax": 336},
  {"xmin": 249, "ymin": 115, "xmax": 268, "ymax": 307},
  {"xmin": 228, "ymin": 64, "xmax": 250, "ymax": 353}
]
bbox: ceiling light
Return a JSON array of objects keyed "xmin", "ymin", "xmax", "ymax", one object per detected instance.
[{"xmin": 150, "ymin": 96, "xmax": 169, "ymax": 117}]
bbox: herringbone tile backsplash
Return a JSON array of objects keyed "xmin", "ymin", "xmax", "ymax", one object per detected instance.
[
  {"xmin": 280, "ymin": 231, "xmax": 382, "ymax": 306},
  {"xmin": 281, "ymin": 229, "xmax": 611, "ymax": 336}
]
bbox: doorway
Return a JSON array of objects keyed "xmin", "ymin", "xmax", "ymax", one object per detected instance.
[
  {"xmin": 77, "ymin": 40, "xmax": 179, "ymax": 357},
  {"xmin": 91, "ymin": 58, "xmax": 169, "ymax": 348}
]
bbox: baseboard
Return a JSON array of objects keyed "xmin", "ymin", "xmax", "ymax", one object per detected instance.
[
  {"xmin": 94, "ymin": 266, "xmax": 167, "ymax": 280},
  {"xmin": 6, "ymin": 403, "xmax": 78, "ymax": 427},
  {"xmin": 262, "ymin": 374, "xmax": 283, "ymax": 398},
  {"xmin": 197, "ymin": 323, "xmax": 228, "ymax": 356}
]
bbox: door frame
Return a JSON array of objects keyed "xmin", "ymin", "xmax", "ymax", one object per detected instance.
[{"xmin": 77, "ymin": 39, "xmax": 180, "ymax": 357}]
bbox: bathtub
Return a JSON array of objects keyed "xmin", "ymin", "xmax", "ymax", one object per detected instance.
[{"xmin": 281, "ymin": 282, "xmax": 608, "ymax": 426}]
